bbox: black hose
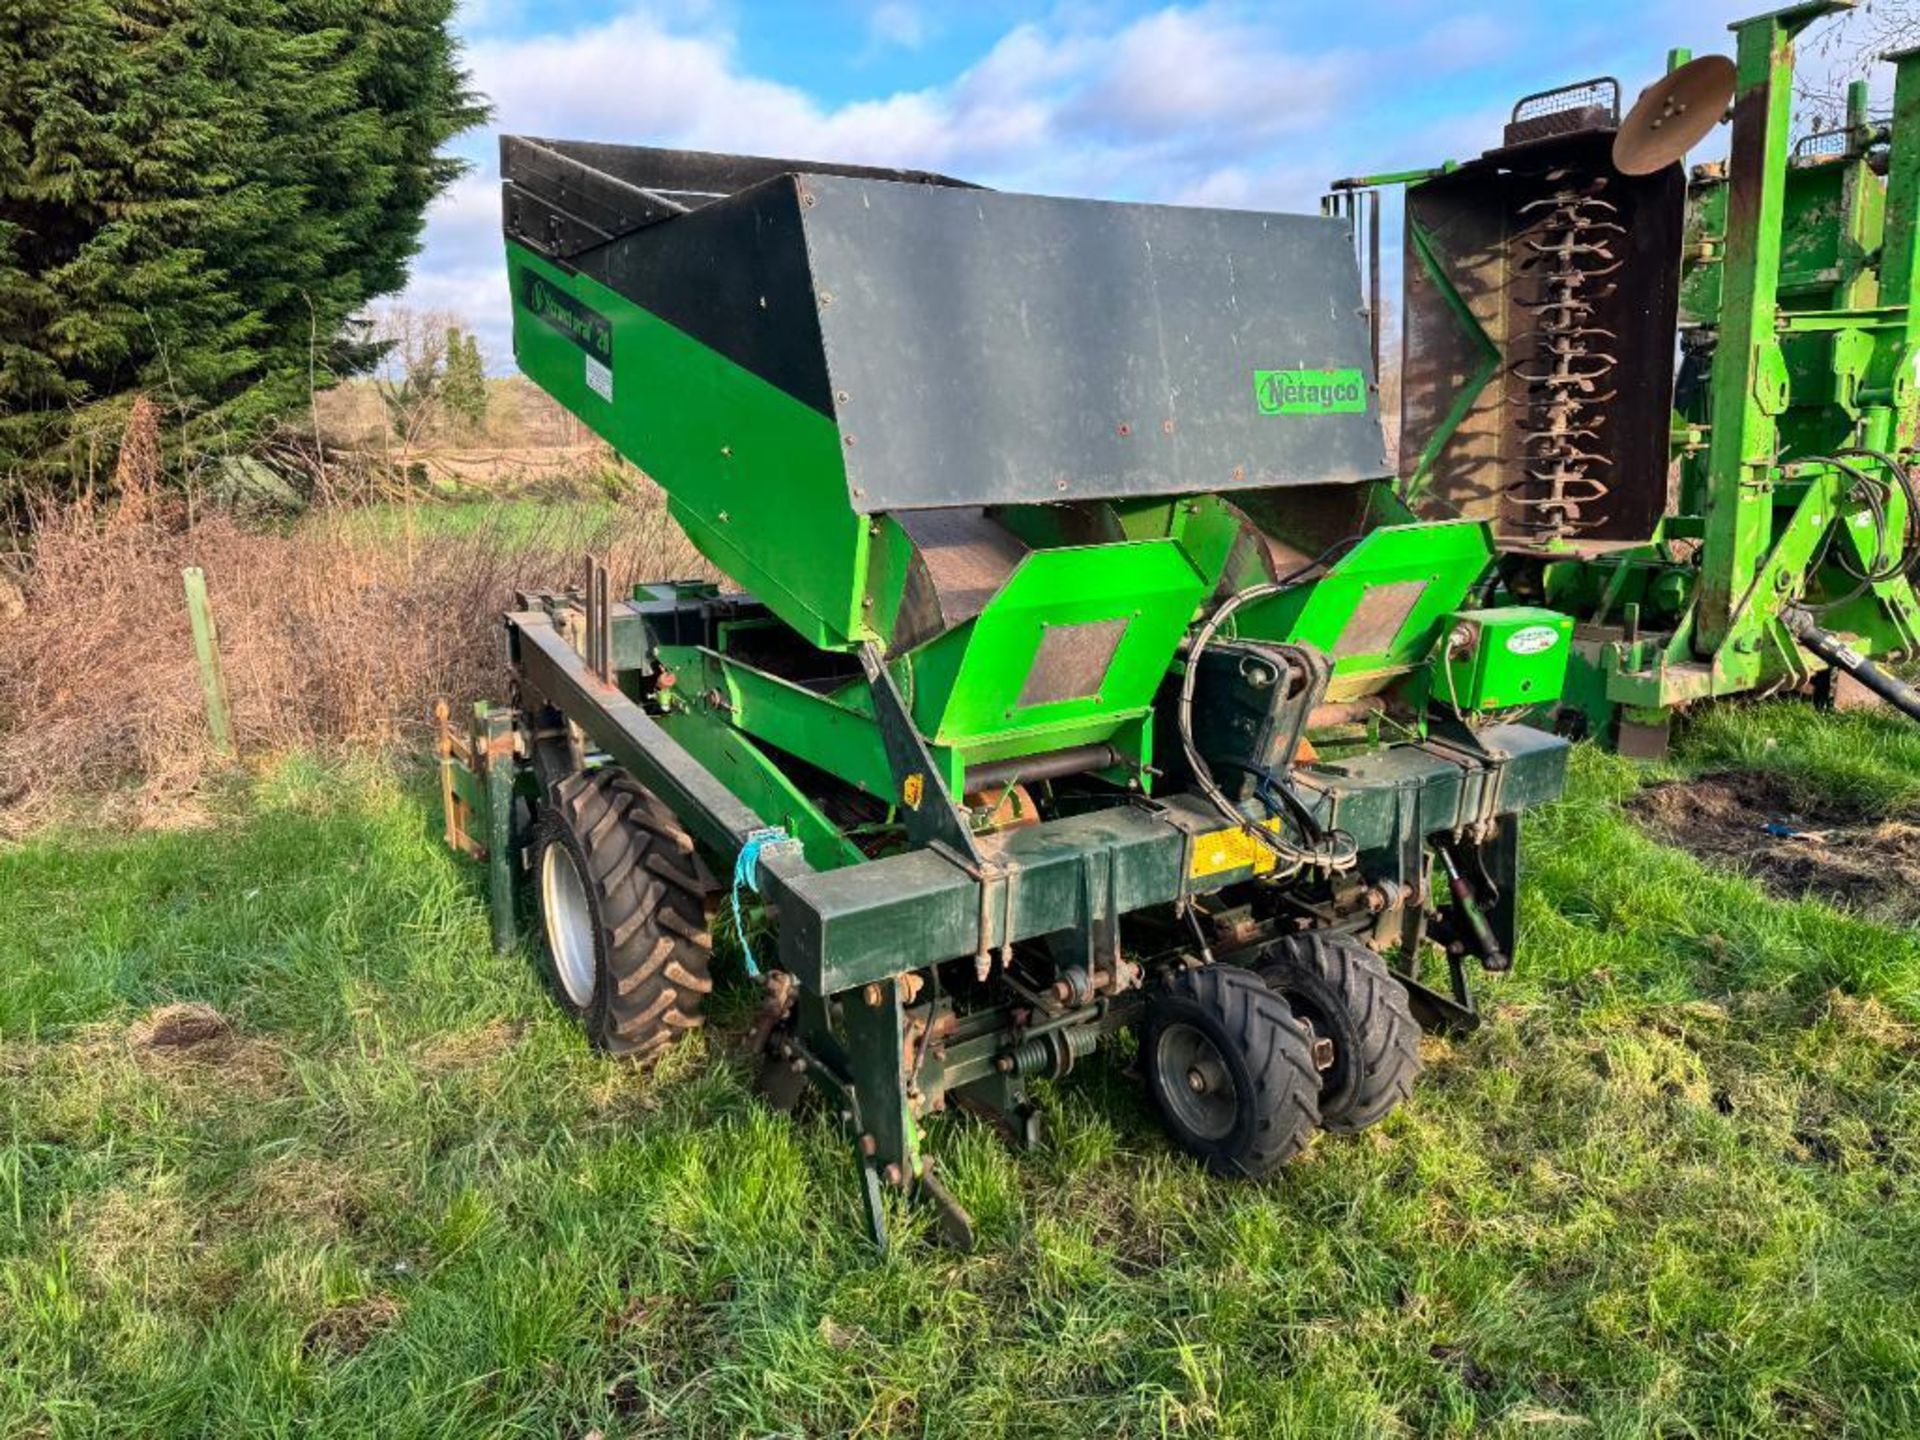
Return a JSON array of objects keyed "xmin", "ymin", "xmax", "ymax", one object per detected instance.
[
  {"xmin": 1784, "ymin": 607, "xmax": 1920, "ymax": 724},
  {"xmin": 1835, "ymin": 446, "xmax": 1920, "ymax": 581},
  {"xmin": 1175, "ymin": 538, "xmax": 1364, "ymax": 875},
  {"xmin": 1792, "ymin": 451, "xmax": 1911, "ymax": 612}
]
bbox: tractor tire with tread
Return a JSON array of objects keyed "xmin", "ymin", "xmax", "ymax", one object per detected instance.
[
  {"xmin": 533, "ymin": 767, "xmax": 714, "ymax": 1060},
  {"xmin": 1255, "ymin": 930, "xmax": 1421, "ymax": 1133},
  {"xmin": 1143, "ymin": 964, "xmax": 1320, "ymax": 1177}
]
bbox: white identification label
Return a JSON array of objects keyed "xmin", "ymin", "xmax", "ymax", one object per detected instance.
[
  {"xmin": 584, "ymin": 354, "xmax": 613, "ymax": 401},
  {"xmin": 1506, "ymin": 624, "xmax": 1562, "ymax": 656}
]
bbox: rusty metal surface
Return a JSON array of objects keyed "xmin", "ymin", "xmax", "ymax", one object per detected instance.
[
  {"xmin": 1333, "ymin": 580, "xmax": 1429, "ymax": 657},
  {"xmin": 1017, "ymin": 618, "xmax": 1128, "ymax": 708},
  {"xmin": 1615, "ymin": 714, "xmax": 1672, "ymax": 759},
  {"xmin": 1402, "ymin": 133, "xmax": 1685, "ymax": 547},
  {"xmin": 1613, "ymin": 56, "xmax": 1737, "ymax": 176},
  {"xmin": 900, "ymin": 509, "xmax": 1028, "ymax": 621},
  {"xmin": 1506, "ymin": 77, "xmax": 1621, "ymax": 148},
  {"xmin": 1509, "ymin": 172, "xmax": 1626, "ymax": 542},
  {"xmin": 893, "ymin": 508, "xmax": 1030, "ymax": 653},
  {"xmin": 1400, "ymin": 181, "xmax": 1508, "ymax": 525}
]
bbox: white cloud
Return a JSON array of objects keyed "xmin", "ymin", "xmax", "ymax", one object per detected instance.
[
  {"xmin": 866, "ymin": 1, "xmax": 930, "ymax": 52},
  {"xmin": 398, "ymin": 3, "xmax": 1519, "ymax": 368}
]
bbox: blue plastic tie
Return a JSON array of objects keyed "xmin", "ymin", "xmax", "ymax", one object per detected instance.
[{"xmin": 731, "ymin": 827, "xmax": 792, "ymax": 979}]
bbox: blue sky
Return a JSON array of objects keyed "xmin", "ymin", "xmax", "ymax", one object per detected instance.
[{"xmin": 401, "ymin": 0, "xmax": 1869, "ymax": 368}]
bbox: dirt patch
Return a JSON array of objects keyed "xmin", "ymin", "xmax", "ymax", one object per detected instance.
[
  {"xmin": 302, "ymin": 1294, "xmax": 402, "ymax": 1359},
  {"xmin": 1629, "ymin": 771, "xmax": 1920, "ymax": 924},
  {"xmin": 128, "ymin": 1001, "xmax": 230, "ymax": 1050},
  {"xmin": 119, "ymin": 1003, "xmax": 287, "ymax": 1097}
]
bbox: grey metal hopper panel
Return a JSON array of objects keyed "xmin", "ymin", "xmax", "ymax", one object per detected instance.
[{"xmin": 798, "ymin": 175, "xmax": 1389, "ymax": 513}]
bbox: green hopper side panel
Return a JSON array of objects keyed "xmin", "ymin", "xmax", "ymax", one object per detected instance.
[
  {"xmin": 506, "ymin": 138, "xmax": 1394, "ymax": 655},
  {"xmin": 508, "ymin": 242, "xmax": 868, "ymax": 651},
  {"xmin": 1236, "ymin": 520, "xmax": 1498, "ymax": 697},
  {"xmin": 904, "ymin": 539, "xmax": 1209, "ymax": 751}
]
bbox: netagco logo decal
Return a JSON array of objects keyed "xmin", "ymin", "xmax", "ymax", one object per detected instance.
[
  {"xmin": 1254, "ymin": 367, "xmax": 1368, "ymax": 416},
  {"xmin": 522, "ymin": 272, "xmax": 613, "ymax": 362}
]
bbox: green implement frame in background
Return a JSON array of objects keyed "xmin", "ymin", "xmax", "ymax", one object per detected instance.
[{"xmin": 1330, "ymin": 1, "xmax": 1920, "ymax": 750}]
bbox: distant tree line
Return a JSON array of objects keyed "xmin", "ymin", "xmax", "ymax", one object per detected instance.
[
  {"xmin": 371, "ymin": 307, "xmax": 489, "ymax": 455},
  {"xmin": 0, "ymin": 1, "xmax": 486, "ymax": 500}
]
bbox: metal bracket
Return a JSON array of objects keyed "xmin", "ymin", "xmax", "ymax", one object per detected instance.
[
  {"xmin": 582, "ymin": 554, "xmax": 614, "ymax": 686},
  {"xmin": 1396, "ymin": 956, "xmax": 1482, "ymax": 1035},
  {"xmin": 858, "ymin": 642, "xmax": 982, "ymax": 863},
  {"xmin": 916, "ymin": 1162, "xmax": 975, "ymax": 1251}
]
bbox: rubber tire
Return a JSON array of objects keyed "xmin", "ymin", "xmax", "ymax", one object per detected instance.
[
  {"xmin": 533, "ymin": 767, "xmax": 714, "ymax": 1060},
  {"xmin": 1142, "ymin": 965, "xmax": 1321, "ymax": 1178},
  {"xmin": 1255, "ymin": 931, "xmax": 1421, "ymax": 1133}
]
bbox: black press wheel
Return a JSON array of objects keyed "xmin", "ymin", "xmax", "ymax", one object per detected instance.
[
  {"xmin": 1143, "ymin": 964, "xmax": 1320, "ymax": 1177},
  {"xmin": 1255, "ymin": 930, "xmax": 1421, "ymax": 1133},
  {"xmin": 532, "ymin": 767, "xmax": 714, "ymax": 1060}
]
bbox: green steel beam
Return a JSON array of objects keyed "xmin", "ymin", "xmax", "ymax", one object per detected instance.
[
  {"xmin": 1697, "ymin": 7, "xmax": 1821, "ymax": 652},
  {"xmin": 1871, "ymin": 47, "xmax": 1920, "ymax": 451},
  {"xmin": 1329, "ymin": 164, "xmax": 1456, "ymax": 190},
  {"xmin": 655, "ymin": 705, "xmax": 866, "ymax": 872}
]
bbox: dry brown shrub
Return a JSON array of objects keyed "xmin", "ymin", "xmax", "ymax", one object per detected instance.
[
  {"xmin": 0, "ymin": 481, "xmax": 707, "ymax": 829},
  {"xmin": 111, "ymin": 395, "xmax": 163, "ymax": 498}
]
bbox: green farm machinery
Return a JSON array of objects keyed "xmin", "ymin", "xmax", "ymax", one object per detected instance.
[
  {"xmin": 1333, "ymin": 0, "xmax": 1920, "ymax": 754},
  {"xmin": 440, "ymin": 134, "xmax": 1573, "ymax": 1247}
]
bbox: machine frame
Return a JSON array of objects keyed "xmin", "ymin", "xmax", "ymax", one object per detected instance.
[
  {"xmin": 1332, "ymin": 1, "xmax": 1920, "ymax": 752},
  {"xmin": 442, "ymin": 137, "xmax": 1574, "ymax": 1249}
]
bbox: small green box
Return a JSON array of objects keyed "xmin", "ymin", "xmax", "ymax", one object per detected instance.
[{"xmin": 1429, "ymin": 606, "xmax": 1573, "ymax": 711}]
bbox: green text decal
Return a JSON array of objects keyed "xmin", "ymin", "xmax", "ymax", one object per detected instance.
[
  {"xmin": 1254, "ymin": 367, "xmax": 1367, "ymax": 416},
  {"xmin": 522, "ymin": 272, "xmax": 613, "ymax": 362}
]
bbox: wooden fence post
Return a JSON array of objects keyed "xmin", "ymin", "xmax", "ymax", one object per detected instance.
[{"xmin": 181, "ymin": 566, "xmax": 233, "ymax": 756}]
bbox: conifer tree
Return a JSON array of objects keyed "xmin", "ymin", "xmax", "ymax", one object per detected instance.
[
  {"xmin": 441, "ymin": 328, "xmax": 489, "ymax": 436},
  {"xmin": 0, "ymin": 1, "xmax": 487, "ymax": 496}
]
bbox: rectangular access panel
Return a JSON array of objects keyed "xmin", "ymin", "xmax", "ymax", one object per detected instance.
[{"xmin": 797, "ymin": 175, "xmax": 1391, "ymax": 511}]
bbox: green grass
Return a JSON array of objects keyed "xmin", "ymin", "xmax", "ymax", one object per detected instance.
[
  {"xmin": 1670, "ymin": 700, "xmax": 1920, "ymax": 818},
  {"xmin": 321, "ymin": 495, "xmax": 630, "ymax": 547},
  {"xmin": 4, "ymin": 704, "xmax": 1920, "ymax": 1437}
]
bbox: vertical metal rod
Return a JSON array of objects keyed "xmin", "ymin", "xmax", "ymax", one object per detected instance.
[
  {"xmin": 596, "ymin": 560, "xmax": 612, "ymax": 684},
  {"xmin": 1367, "ymin": 188, "xmax": 1383, "ymax": 385},
  {"xmin": 480, "ymin": 703, "xmax": 518, "ymax": 953},
  {"xmin": 581, "ymin": 554, "xmax": 599, "ymax": 677},
  {"xmin": 181, "ymin": 566, "xmax": 233, "ymax": 756}
]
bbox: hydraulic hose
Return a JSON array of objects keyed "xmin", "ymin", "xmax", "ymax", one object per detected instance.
[
  {"xmin": 1176, "ymin": 542, "xmax": 1363, "ymax": 876},
  {"xmin": 1784, "ymin": 607, "xmax": 1920, "ymax": 725},
  {"xmin": 1834, "ymin": 447, "xmax": 1920, "ymax": 584}
]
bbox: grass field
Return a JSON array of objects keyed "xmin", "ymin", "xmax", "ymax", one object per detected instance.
[{"xmin": 4, "ymin": 705, "xmax": 1920, "ymax": 1437}]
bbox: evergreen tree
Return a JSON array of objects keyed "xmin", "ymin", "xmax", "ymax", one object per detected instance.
[
  {"xmin": 441, "ymin": 327, "xmax": 489, "ymax": 436},
  {"xmin": 0, "ymin": 1, "xmax": 487, "ymax": 496}
]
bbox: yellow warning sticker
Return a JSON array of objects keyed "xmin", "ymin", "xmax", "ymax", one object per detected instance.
[
  {"xmin": 1188, "ymin": 818, "xmax": 1284, "ymax": 879},
  {"xmin": 901, "ymin": 772, "xmax": 925, "ymax": 810}
]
